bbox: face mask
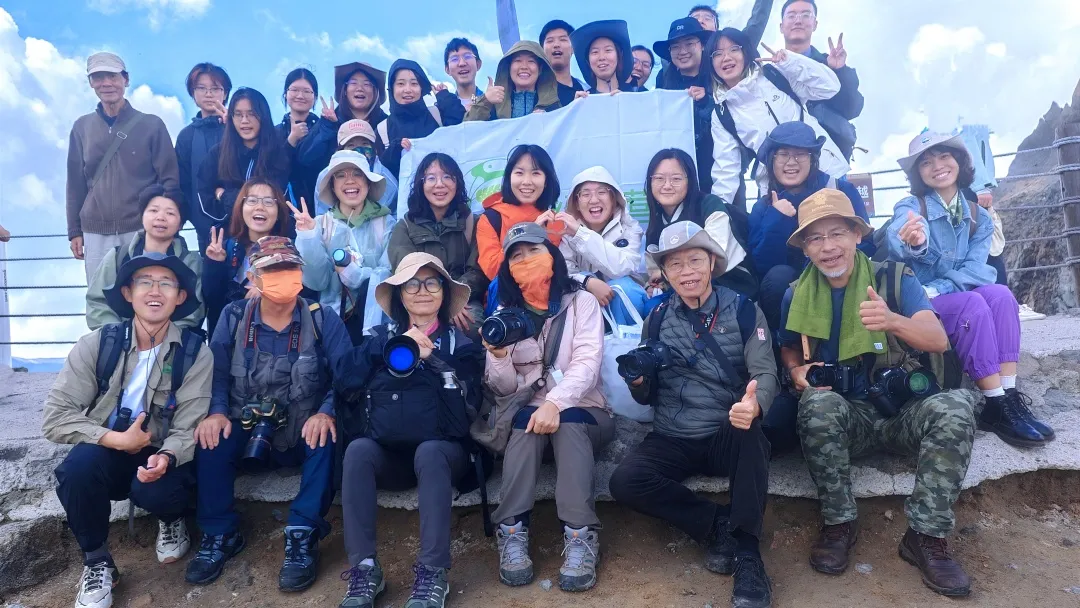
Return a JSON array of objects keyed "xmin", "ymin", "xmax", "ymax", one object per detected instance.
[
  {"xmin": 258, "ymin": 268, "xmax": 303, "ymax": 304},
  {"xmin": 509, "ymin": 251, "xmax": 554, "ymax": 311},
  {"xmin": 352, "ymin": 145, "xmax": 376, "ymax": 166}
]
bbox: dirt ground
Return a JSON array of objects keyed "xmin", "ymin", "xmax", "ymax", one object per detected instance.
[{"xmin": 7, "ymin": 470, "xmax": 1080, "ymax": 608}]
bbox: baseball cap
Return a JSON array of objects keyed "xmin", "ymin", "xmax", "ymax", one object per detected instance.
[
  {"xmin": 87, "ymin": 52, "xmax": 126, "ymax": 75},
  {"xmin": 248, "ymin": 236, "xmax": 305, "ymax": 270},
  {"xmin": 502, "ymin": 222, "xmax": 549, "ymax": 253},
  {"xmin": 337, "ymin": 119, "xmax": 376, "ymax": 146}
]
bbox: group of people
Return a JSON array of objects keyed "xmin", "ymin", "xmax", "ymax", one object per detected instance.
[{"xmin": 47, "ymin": 2, "xmax": 1047, "ymax": 608}]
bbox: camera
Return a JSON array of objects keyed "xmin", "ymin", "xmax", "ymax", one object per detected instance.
[
  {"xmin": 481, "ymin": 308, "xmax": 535, "ymax": 349},
  {"xmin": 332, "ymin": 248, "xmax": 352, "ymax": 268},
  {"xmin": 616, "ymin": 340, "xmax": 676, "ymax": 382},
  {"xmin": 867, "ymin": 367, "xmax": 940, "ymax": 417},
  {"xmin": 806, "ymin": 363, "xmax": 857, "ymax": 394},
  {"xmin": 240, "ymin": 398, "xmax": 288, "ymax": 463},
  {"xmin": 384, "ymin": 335, "xmax": 421, "ymax": 377},
  {"xmin": 112, "ymin": 407, "xmax": 150, "ymax": 432}
]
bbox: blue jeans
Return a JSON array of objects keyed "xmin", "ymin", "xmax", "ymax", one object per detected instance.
[
  {"xmin": 605, "ymin": 277, "xmax": 649, "ymax": 326},
  {"xmin": 195, "ymin": 423, "xmax": 335, "ymax": 538}
]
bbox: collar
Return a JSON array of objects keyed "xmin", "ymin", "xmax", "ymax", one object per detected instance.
[
  {"xmin": 662, "ymin": 204, "xmax": 684, "ymax": 224},
  {"xmin": 921, "ymin": 191, "xmax": 968, "ymax": 222},
  {"xmin": 96, "ymin": 99, "xmax": 133, "ymax": 123},
  {"xmin": 124, "ymin": 321, "xmax": 183, "ymax": 355}
]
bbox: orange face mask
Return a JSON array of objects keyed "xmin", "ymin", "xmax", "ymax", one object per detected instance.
[
  {"xmin": 258, "ymin": 268, "xmax": 303, "ymax": 304},
  {"xmin": 509, "ymin": 252, "xmax": 554, "ymax": 311}
]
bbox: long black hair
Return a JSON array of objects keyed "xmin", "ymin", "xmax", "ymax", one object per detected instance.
[
  {"xmin": 501, "ymin": 144, "xmax": 561, "ymax": 211},
  {"xmin": 388, "ymin": 273, "xmax": 454, "ymax": 330},
  {"xmin": 217, "ymin": 87, "xmax": 285, "ymax": 183},
  {"xmin": 406, "ymin": 153, "xmax": 471, "ymax": 222},
  {"xmin": 496, "ymin": 241, "xmax": 577, "ymax": 310},
  {"xmin": 645, "ymin": 148, "xmax": 704, "ymax": 247},
  {"xmin": 906, "ymin": 145, "xmax": 976, "ymax": 198},
  {"xmin": 282, "ymin": 68, "xmax": 318, "ymax": 106}
]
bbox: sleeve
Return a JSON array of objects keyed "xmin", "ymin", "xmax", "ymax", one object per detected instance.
[
  {"xmin": 935, "ymin": 209, "xmax": 997, "ymax": 294},
  {"xmin": 773, "ymin": 51, "xmax": 841, "ymax": 103},
  {"xmin": 544, "ymin": 294, "xmax": 604, "ymax": 412},
  {"xmin": 435, "ymin": 89, "xmax": 466, "ymax": 127},
  {"xmin": 461, "ymin": 216, "xmax": 489, "ymax": 303},
  {"xmin": 295, "ymin": 118, "xmax": 337, "ymax": 169},
  {"xmin": 380, "ymin": 137, "xmax": 404, "ymax": 179},
  {"xmin": 703, "ymin": 207, "xmax": 749, "ymax": 270},
  {"xmin": 196, "ymin": 147, "xmax": 229, "ymax": 224},
  {"xmin": 564, "ymin": 224, "xmax": 644, "ymax": 279},
  {"xmin": 41, "ymin": 333, "xmax": 110, "ymax": 446},
  {"xmin": 748, "ymin": 198, "xmax": 799, "ymax": 273},
  {"xmin": 175, "ymin": 126, "xmax": 193, "ymax": 208},
  {"xmin": 898, "ymin": 272, "xmax": 935, "ymax": 318},
  {"xmin": 85, "ymin": 249, "xmax": 121, "ymax": 330},
  {"xmin": 829, "ymin": 65, "xmax": 865, "ymax": 120},
  {"xmin": 484, "ymin": 347, "xmax": 523, "ymax": 397},
  {"xmin": 315, "ymin": 310, "xmax": 354, "ymax": 416},
  {"xmin": 386, "ymin": 220, "xmax": 413, "ymax": 273},
  {"xmin": 208, "ymin": 305, "xmax": 237, "ymax": 416},
  {"xmin": 151, "ymin": 117, "xmax": 181, "ymax": 193},
  {"xmin": 272, "ymin": 146, "xmax": 292, "ymax": 194},
  {"xmin": 777, "ymin": 288, "xmax": 800, "ymax": 347},
  {"xmin": 333, "ymin": 331, "xmax": 389, "ymax": 397},
  {"xmin": 176, "ymin": 251, "xmax": 206, "ymax": 330},
  {"xmin": 295, "ymin": 221, "xmax": 335, "ymax": 292},
  {"xmin": 201, "ymin": 249, "xmax": 231, "ymax": 334},
  {"xmin": 710, "ymin": 110, "xmax": 743, "ymax": 205},
  {"xmin": 337, "ymin": 217, "xmax": 394, "ymax": 290},
  {"xmin": 886, "ymin": 197, "xmax": 938, "ymax": 268},
  {"xmin": 453, "ymin": 341, "xmax": 487, "ymax": 413},
  {"xmin": 628, "ymin": 314, "xmax": 656, "ymax": 405},
  {"xmin": 160, "ymin": 344, "xmax": 212, "ymax": 465},
  {"xmin": 743, "ymin": 304, "xmax": 779, "ymax": 415},
  {"xmin": 465, "ymin": 96, "xmax": 495, "ymax": 122},
  {"xmin": 66, "ymin": 125, "xmax": 87, "ymax": 240},
  {"xmin": 742, "ymin": 0, "xmax": 776, "ymax": 49},
  {"xmin": 475, "ymin": 212, "xmax": 505, "ymax": 280}
]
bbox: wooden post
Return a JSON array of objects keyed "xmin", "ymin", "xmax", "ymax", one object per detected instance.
[{"xmin": 1059, "ymin": 120, "xmax": 1080, "ymax": 299}]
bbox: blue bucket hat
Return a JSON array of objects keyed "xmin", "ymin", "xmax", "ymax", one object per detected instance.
[
  {"xmin": 756, "ymin": 121, "xmax": 826, "ymax": 164},
  {"xmin": 104, "ymin": 252, "xmax": 199, "ymax": 322}
]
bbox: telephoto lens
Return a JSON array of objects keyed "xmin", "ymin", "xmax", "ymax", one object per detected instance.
[
  {"xmin": 332, "ymin": 248, "xmax": 351, "ymax": 268},
  {"xmin": 384, "ymin": 335, "xmax": 421, "ymax": 378},
  {"xmin": 243, "ymin": 418, "xmax": 276, "ymax": 463},
  {"xmin": 480, "ymin": 308, "xmax": 535, "ymax": 349}
]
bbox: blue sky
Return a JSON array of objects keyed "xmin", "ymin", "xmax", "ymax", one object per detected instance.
[{"xmin": 1, "ymin": 0, "xmax": 1079, "ymax": 360}]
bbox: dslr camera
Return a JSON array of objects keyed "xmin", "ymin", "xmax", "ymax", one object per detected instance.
[
  {"xmin": 240, "ymin": 398, "xmax": 288, "ymax": 463},
  {"xmin": 616, "ymin": 340, "xmax": 676, "ymax": 382},
  {"xmin": 867, "ymin": 367, "xmax": 940, "ymax": 417},
  {"xmin": 481, "ymin": 307, "xmax": 535, "ymax": 349},
  {"xmin": 806, "ymin": 363, "xmax": 858, "ymax": 394}
]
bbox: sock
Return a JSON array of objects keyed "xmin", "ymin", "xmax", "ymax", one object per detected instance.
[
  {"xmin": 359, "ymin": 558, "xmax": 375, "ymax": 567},
  {"xmin": 732, "ymin": 530, "xmax": 761, "ymax": 558},
  {"xmin": 981, "ymin": 386, "xmax": 1006, "ymax": 398},
  {"xmin": 84, "ymin": 545, "xmax": 113, "ymax": 566},
  {"xmin": 1001, "ymin": 375, "xmax": 1017, "ymax": 390}
]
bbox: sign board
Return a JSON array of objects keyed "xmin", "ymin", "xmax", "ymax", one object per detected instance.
[{"xmin": 847, "ymin": 173, "xmax": 875, "ymax": 216}]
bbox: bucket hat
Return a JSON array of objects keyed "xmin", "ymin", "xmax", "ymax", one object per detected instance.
[
  {"xmin": 647, "ymin": 221, "xmax": 728, "ymax": 277},
  {"xmin": 317, "ymin": 150, "xmax": 387, "ymax": 205},
  {"xmin": 787, "ymin": 188, "xmax": 874, "ymax": 247},
  {"xmin": 104, "ymin": 252, "xmax": 199, "ymax": 321},
  {"xmin": 334, "ymin": 62, "xmax": 387, "ymax": 108},
  {"xmin": 653, "ymin": 18, "xmax": 711, "ymax": 63},
  {"xmin": 375, "ymin": 252, "xmax": 470, "ymax": 319},
  {"xmin": 897, "ymin": 131, "xmax": 968, "ymax": 174},
  {"xmin": 571, "ymin": 20, "xmax": 634, "ymax": 89}
]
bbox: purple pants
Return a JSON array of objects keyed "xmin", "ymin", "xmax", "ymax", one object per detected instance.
[{"xmin": 931, "ymin": 284, "xmax": 1020, "ymax": 381}]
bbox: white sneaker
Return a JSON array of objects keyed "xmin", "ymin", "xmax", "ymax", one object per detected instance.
[
  {"xmin": 1018, "ymin": 304, "xmax": 1046, "ymax": 322},
  {"xmin": 75, "ymin": 560, "xmax": 117, "ymax": 608},
  {"xmin": 156, "ymin": 518, "xmax": 190, "ymax": 564}
]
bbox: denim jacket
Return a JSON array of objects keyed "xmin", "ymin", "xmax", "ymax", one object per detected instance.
[{"xmin": 886, "ymin": 191, "xmax": 996, "ymax": 295}]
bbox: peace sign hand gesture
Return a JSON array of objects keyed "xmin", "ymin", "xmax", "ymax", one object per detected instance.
[
  {"xmin": 287, "ymin": 197, "xmax": 316, "ymax": 232},
  {"xmin": 757, "ymin": 42, "xmax": 789, "ymax": 66},
  {"xmin": 827, "ymin": 33, "xmax": 847, "ymax": 69},
  {"xmin": 205, "ymin": 227, "xmax": 227, "ymax": 262},
  {"xmin": 319, "ymin": 96, "xmax": 336, "ymax": 122}
]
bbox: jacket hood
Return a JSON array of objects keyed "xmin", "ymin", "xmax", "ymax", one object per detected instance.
[
  {"xmin": 125, "ymin": 230, "xmax": 192, "ymax": 258},
  {"xmin": 495, "ymin": 41, "xmax": 560, "ymax": 112},
  {"xmin": 334, "ymin": 62, "xmax": 388, "ymax": 110},
  {"xmin": 571, "ymin": 20, "xmax": 634, "ymax": 90},
  {"xmin": 331, "ymin": 199, "xmax": 391, "ymax": 227},
  {"xmin": 565, "ymin": 166, "xmax": 635, "ymax": 231},
  {"xmin": 387, "ymin": 59, "xmax": 433, "ymax": 100}
]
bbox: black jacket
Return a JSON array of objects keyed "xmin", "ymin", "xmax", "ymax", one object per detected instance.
[
  {"xmin": 804, "ymin": 45, "xmax": 864, "ymax": 160},
  {"xmin": 196, "ymin": 141, "xmax": 291, "ymax": 230},
  {"xmin": 175, "ymin": 114, "xmax": 225, "ymax": 243},
  {"xmin": 295, "ymin": 106, "xmax": 389, "ymax": 189},
  {"xmin": 276, "ymin": 112, "xmax": 320, "ymax": 206}
]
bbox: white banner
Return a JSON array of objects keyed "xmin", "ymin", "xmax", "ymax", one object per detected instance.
[{"xmin": 397, "ymin": 90, "xmax": 696, "ymax": 222}]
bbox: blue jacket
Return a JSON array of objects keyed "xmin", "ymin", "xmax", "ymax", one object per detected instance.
[
  {"xmin": 175, "ymin": 114, "xmax": 225, "ymax": 235},
  {"xmin": 749, "ymin": 171, "xmax": 874, "ymax": 275},
  {"xmin": 886, "ymin": 191, "xmax": 996, "ymax": 295}
]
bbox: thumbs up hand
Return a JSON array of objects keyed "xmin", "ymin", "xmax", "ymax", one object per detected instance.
[
  {"xmin": 771, "ymin": 191, "xmax": 797, "ymax": 217},
  {"xmin": 484, "ymin": 76, "xmax": 505, "ymax": 105},
  {"xmin": 729, "ymin": 379, "xmax": 760, "ymax": 430},
  {"xmin": 859, "ymin": 286, "xmax": 894, "ymax": 332}
]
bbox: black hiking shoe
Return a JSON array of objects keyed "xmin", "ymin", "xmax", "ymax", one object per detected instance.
[
  {"xmin": 279, "ymin": 526, "xmax": 320, "ymax": 592},
  {"xmin": 978, "ymin": 394, "xmax": 1046, "ymax": 447},
  {"xmin": 731, "ymin": 554, "xmax": 772, "ymax": 608},
  {"xmin": 705, "ymin": 514, "xmax": 737, "ymax": 574},
  {"xmin": 1006, "ymin": 388, "xmax": 1055, "ymax": 440},
  {"xmin": 185, "ymin": 531, "xmax": 246, "ymax": 585}
]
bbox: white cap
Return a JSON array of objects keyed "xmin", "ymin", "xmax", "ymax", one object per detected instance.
[{"xmin": 86, "ymin": 52, "xmax": 126, "ymax": 75}]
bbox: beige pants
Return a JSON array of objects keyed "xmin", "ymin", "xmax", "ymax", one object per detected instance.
[{"xmin": 83, "ymin": 231, "xmax": 138, "ymax": 283}]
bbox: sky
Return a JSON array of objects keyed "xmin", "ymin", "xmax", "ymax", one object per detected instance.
[{"xmin": 1, "ymin": 0, "xmax": 1079, "ymax": 360}]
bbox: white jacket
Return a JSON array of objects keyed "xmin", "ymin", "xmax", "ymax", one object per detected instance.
[
  {"xmin": 559, "ymin": 166, "xmax": 645, "ymax": 281},
  {"xmin": 710, "ymin": 52, "xmax": 849, "ymax": 204}
]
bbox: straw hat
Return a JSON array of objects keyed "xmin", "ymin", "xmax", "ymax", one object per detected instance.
[{"xmin": 375, "ymin": 253, "xmax": 470, "ymax": 319}]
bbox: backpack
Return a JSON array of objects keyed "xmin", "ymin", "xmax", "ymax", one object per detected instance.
[
  {"xmin": 483, "ymin": 208, "xmax": 503, "ymax": 239},
  {"xmin": 871, "ymin": 191, "xmax": 979, "ymax": 262}
]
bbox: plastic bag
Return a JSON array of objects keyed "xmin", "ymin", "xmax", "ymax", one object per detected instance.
[
  {"xmin": 600, "ymin": 285, "xmax": 653, "ymax": 422},
  {"xmin": 362, "ymin": 267, "xmax": 391, "ymax": 336}
]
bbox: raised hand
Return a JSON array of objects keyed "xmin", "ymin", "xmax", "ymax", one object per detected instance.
[
  {"xmin": 687, "ymin": 86, "xmax": 706, "ymax": 101},
  {"xmin": 286, "ymin": 197, "xmax": 316, "ymax": 232},
  {"xmin": 484, "ymin": 76, "xmax": 506, "ymax": 105},
  {"xmin": 757, "ymin": 42, "xmax": 789, "ymax": 65},
  {"xmin": 401, "ymin": 138, "xmax": 412, "ymax": 152},
  {"xmin": 451, "ymin": 307, "xmax": 475, "ymax": 332},
  {"xmin": 729, "ymin": 380, "xmax": 760, "ymax": 430},
  {"xmin": 827, "ymin": 33, "xmax": 847, "ymax": 70},
  {"xmin": 288, "ymin": 120, "xmax": 309, "ymax": 146},
  {"xmin": 209, "ymin": 100, "xmax": 228, "ymax": 123},
  {"xmin": 403, "ymin": 326, "xmax": 436, "ymax": 360},
  {"xmin": 771, "ymin": 191, "xmax": 797, "ymax": 217},
  {"xmin": 554, "ymin": 211, "xmax": 580, "ymax": 237},
  {"xmin": 319, "ymin": 95, "xmax": 336, "ymax": 122},
  {"xmin": 205, "ymin": 227, "xmax": 227, "ymax": 262},
  {"xmin": 433, "ymin": 82, "xmax": 448, "ymax": 94},
  {"xmin": 859, "ymin": 286, "xmax": 895, "ymax": 332},
  {"xmin": 574, "ymin": 90, "xmax": 590, "ymax": 101},
  {"xmin": 897, "ymin": 210, "xmax": 927, "ymax": 247},
  {"xmin": 534, "ymin": 209, "xmax": 556, "ymax": 228}
]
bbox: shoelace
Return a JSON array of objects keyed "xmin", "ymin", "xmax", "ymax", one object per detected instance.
[
  {"xmin": 500, "ymin": 530, "xmax": 529, "ymax": 566},
  {"xmin": 821, "ymin": 523, "xmax": 851, "ymax": 542},
  {"xmin": 160, "ymin": 520, "xmax": 181, "ymax": 545},
  {"xmin": 1010, "ymin": 391, "xmax": 1037, "ymax": 419},
  {"xmin": 410, "ymin": 563, "xmax": 442, "ymax": 600},
  {"xmin": 733, "ymin": 556, "xmax": 768, "ymax": 590},
  {"xmin": 920, "ymin": 536, "xmax": 952, "ymax": 562},
  {"xmin": 195, "ymin": 534, "xmax": 225, "ymax": 561},
  {"xmin": 81, "ymin": 563, "xmax": 110, "ymax": 594},
  {"xmin": 561, "ymin": 535, "xmax": 596, "ymax": 570},
  {"xmin": 341, "ymin": 565, "xmax": 374, "ymax": 598},
  {"xmin": 283, "ymin": 535, "xmax": 309, "ymax": 566}
]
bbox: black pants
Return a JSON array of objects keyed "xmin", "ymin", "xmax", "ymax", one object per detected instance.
[
  {"xmin": 758, "ymin": 265, "xmax": 801, "ymax": 333},
  {"xmin": 609, "ymin": 420, "xmax": 771, "ymax": 541},
  {"xmin": 55, "ymin": 443, "xmax": 194, "ymax": 553},
  {"xmin": 762, "ymin": 391, "xmax": 801, "ymax": 455},
  {"xmin": 988, "ymin": 254, "xmax": 1008, "ymax": 286}
]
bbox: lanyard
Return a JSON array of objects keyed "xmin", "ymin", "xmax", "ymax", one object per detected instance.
[{"xmin": 243, "ymin": 307, "xmax": 303, "ymax": 370}]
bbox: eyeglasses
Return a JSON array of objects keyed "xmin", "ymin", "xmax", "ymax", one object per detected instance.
[
  {"xmin": 784, "ymin": 10, "xmax": 816, "ymax": 22},
  {"xmin": 711, "ymin": 45, "xmax": 744, "ymax": 59},
  {"xmin": 448, "ymin": 53, "xmax": 477, "ymax": 66},
  {"xmin": 194, "ymin": 85, "xmax": 224, "ymax": 95},
  {"xmin": 650, "ymin": 175, "xmax": 687, "ymax": 187},
  {"xmin": 287, "ymin": 87, "xmax": 315, "ymax": 97},
  {"xmin": 333, "ymin": 169, "xmax": 367, "ymax": 181},
  {"xmin": 131, "ymin": 278, "xmax": 179, "ymax": 294},
  {"xmin": 423, "ymin": 174, "xmax": 457, "ymax": 186},
  {"xmin": 242, "ymin": 196, "xmax": 278, "ymax": 208},
  {"xmin": 232, "ymin": 110, "xmax": 259, "ymax": 121},
  {"xmin": 402, "ymin": 277, "xmax": 444, "ymax": 295},
  {"xmin": 803, "ymin": 228, "xmax": 854, "ymax": 248},
  {"xmin": 669, "ymin": 39, "xmax": 702, "ymax": 55},
  {"xmin": 663, "ymin": 256, "xmax": 709, "ymax": 274},
  {"xmin": 347, "ymin": 79, "xmax": 374, "ymax": 91},
  {"xmin": 578, "ymin": 187, "xmax": 612, "ymax": 201},
  {"xmin": 775, "ymin": 151, "xmax": 811, "ymax": 164}
]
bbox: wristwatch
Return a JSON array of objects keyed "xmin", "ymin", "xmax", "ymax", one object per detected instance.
[{"xmin": 157, "ymin": 450, "xmax": 178, "ymax": 470}]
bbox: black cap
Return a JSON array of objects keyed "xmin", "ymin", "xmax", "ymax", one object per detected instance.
[
  {"xmin": 540, "ymin": 19, "xmax": 575, "ymax": 44},
  {"xmin": 653, "ymin": 17, "xmax": 712, "ymax": 63},
  {"xmin": 104, "ymin": 252, "xmax": 199, "ymax": 322}
]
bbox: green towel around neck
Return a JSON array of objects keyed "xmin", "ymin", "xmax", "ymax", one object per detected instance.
[{"xmin": 785, "ymin": 251, "xmax": 887, "ymax": 363}]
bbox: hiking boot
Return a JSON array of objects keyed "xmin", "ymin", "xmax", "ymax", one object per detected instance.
[
  {"xmin": 1006, "ymin": 388, "xmax": 1055, "ymax": 440},
  {"xmin": 559, "ymin": 525, "xmax": 600, "ymax": 592},
  {"xmin": 338, "ymin": 559, "xmax": 385, "ymax": 608},
  {"xmin": 705, "ymin": 514, "xmax": 737, "ymax": 574},
  {"xmin": 76, "ymin": 558, "xmax": 119, "ymax": 608},
  {"xmin": 809, "ymin": 521, "xmax": 858, "ymax": 574},
  {"xmin": 185, "ymin": 531, "xmax": 246, "ymax": 585},
  {"xmin": 978, "ymin": 394, "xmax": 1045, "ymax": 448},
  {"xmin": 280, "ymin": 526, "xmax": 320, "ymax": 592},
  {"xmin": 496, "ymin": 522, "xmax": 534, "ymax": 586},
  {"xmin": 731, "ymin": 554, "xmax": 772, "ymax": 608},
  {"xmin": 898, "ymin": 528, "xmax": 971, "ymax": 597},
  {"xmin": 404, "ymin": 563, "xmax": 450, "ymax": 608},
  {"xmin": 156, "ymin": 518, "xmax": 190, "ymax": 564}
]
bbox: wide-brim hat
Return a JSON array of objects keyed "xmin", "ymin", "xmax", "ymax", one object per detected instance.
[
  {"xmin": 653, "ymin": 17, "xmax": 711, "ymax": 63},
  {"xmin": 757, "ymin": 121, "xmax": 826, "ymax": 164},
  {"xmin": 646, "ymin": 221, "xmax": 728, "ymax": 278},
  {"xmin": 334, "ymin": 62, "xmax": 387, "ymax": 109},
  {"xmin": 375, "ymin": 252, "xmax": 471, "ymax": 320},
  {"xmin": 897, "ymin": 131, "xmax": 968, "ymax": 174},
  {"xmin": 317, "ymin": 150, "xmax": 387, "ymax": 206},
  {"xmin": 104, "ymin": 252, "xmax": 199, "ymax": 322},
  {"xmin": 787, "ymin": 188, "xmax": 874, "ymax": 248},
  {"xmin": 571, "ymin": 20, "xmax": 634, "ymax": 89}
]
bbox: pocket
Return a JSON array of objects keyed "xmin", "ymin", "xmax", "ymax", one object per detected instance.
[
  {"xmin": 368, "ymin": 389, "xmax": 439, "ymax": 447},
  {"xmin": 289, "ymin": 355, "xmax": 324, "ymax": 402},
  {"xmin": 437, "ymin": 390, "xmax": 471, "ymax": 440}
]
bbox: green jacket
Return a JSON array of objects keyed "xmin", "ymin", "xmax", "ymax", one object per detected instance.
[
  {"xmin": 387, "ymin": 212, "xmax": 487, "ymax": 303},
  {"xmin": 85, "ymin": 231, "xmax": 205, "ymax": 331},
  {"xmin": 41, "ymin": 323, "xmax": 213, "ymax": 465}
]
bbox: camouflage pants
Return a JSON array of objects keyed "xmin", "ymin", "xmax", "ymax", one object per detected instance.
[{"xmin": 796, "ymin": 389, "xmax": 976, "ymax": 538}]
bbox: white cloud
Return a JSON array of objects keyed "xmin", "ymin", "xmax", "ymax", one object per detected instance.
[
  {"xmin": 342, "ymin": 33, "xmax": 394, "ymax": 60},
  {"xmin": 87, "ymin": 0, "xmax": 211, "ymax": 30},
  {"xmin": 11, "ymin": 174, "xmax": 54, "ymax": 209},
  {"xmin": 985, "ymin": 42, "xmax": 1007, "ymax": 58}
]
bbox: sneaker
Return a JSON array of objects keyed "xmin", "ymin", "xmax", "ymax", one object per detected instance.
[
  {"xmin": 185, "ymin": 531, "xmax": 246, "ymax": 585},
  {"xmin": 559, "ymin": 526, "xmax": 600, "ymax": 592},
  {"xmin": 809, "ymin": 521, "xmax": 858, "ymax": 575},
  {"xmin": 75, "ymin": 559, "xmax": 118, "ymax": 608},
  {"xmin": 279, "ymin": 526, "xmax": 320, "ymax": 592},
  {"xmin": 705, "ymin": 514, "xmax": 737, "ymax": 575},
  {"xmin": 978, "ymin": 394, "xmax": 1046, "ymax": 448},
  {"xmin": 338, "ymin": 560, "xmax": 385, "ymax": 608},
  {"xmin": 404, "ymin": 563, "xmax": 450, "ymax": 608},
  {"xmin": 1006, "ymin": 388, "xmax": 1055, "ymax": 440},
  {"xmin": 156, "ymin": 518, "xmax": 190, "ymax": 564},
  {"xmin": 731, "ymin": 554, "xmax": 772, "ymax": 608},
  {"xmin": 1018, "ymin": 304, "xmax": 1046, "ymax": 322},
  {"xmin": 496, "ymin": 522, "xmax": 534, "ymax": 587},
  {"xmin": 898, "ymin": 528, "xmax": 971, "ymax": 597}
]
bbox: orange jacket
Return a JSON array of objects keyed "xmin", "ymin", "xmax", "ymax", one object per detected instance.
[{"xmin": 476, "ymin": 196, "xmax": 563, "ymax": 280}]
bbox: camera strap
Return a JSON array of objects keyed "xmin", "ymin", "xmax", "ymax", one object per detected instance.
[
  {"xmin": 534, "ymin": 303, "xmax": 571, "ymax": 391},
  {"xmin": 687, "ymin": 312, "xmax": 743, "ymax": 387}
]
